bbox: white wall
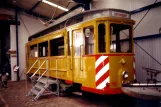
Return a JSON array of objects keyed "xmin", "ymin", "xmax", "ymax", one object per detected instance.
[
  {"xmin": 0, "ymin": 7, "xmax": 83, "ymax": 81},
  {"xmin": 10, "ymin": 25, "xmax": 17, "ymax": 81},
  {"xmin": 0, "ymin": 8, "xmax": 46, "ymax": 81},
  {"xmin": 18, "ymin": 14, "xmax": 47, "ymax": 80},
  {"xmin": 132, "ymin": 6, "xmax": 161, "ymax": 37},
  {"xmin": 17, "ymin": 7, "xmax": 83, "ymax": 80}
]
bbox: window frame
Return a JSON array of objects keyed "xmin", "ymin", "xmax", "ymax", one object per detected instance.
[
  {"xmin": 83, "ymin": 25, "xmax": 94, "ymax": 55},
  {"xmin": 38, "ymin": 41, "xmax": 48, "ymax": 57},
  {"xmin": 109, "ymin": 23, "xmax": 133, "ymax": 53},
  {"xmin": 29, "ymin": 44, "xmax": 38, "ymax": 58},
  {"xmin": 50, "ymin": 36, "xmax": 65, "ymax": 56},
  {"xmin": 97, "ymin": 22, "xmax": 107, "ymax": 53}
]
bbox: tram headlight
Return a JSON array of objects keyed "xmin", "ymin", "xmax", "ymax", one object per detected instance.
[{"xmin": 122, "ymin": 71, "xmax": 128, "ymax": 79}]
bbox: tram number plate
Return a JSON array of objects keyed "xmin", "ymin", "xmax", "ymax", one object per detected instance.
[{"xmin": 112, "ymin": 11, "xmax": 129, "ymax": 18}]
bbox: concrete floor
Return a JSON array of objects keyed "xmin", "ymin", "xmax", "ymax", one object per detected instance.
[{"xmin": 0, "ymin": 80, "xmax": 159, "ymax": 107}]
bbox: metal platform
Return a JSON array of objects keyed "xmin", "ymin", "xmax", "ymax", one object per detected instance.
[
  {"xmin": 122, "ymin": 67, "xmax": 161, "ymax": 100},
  {"xmin": 122, "ymin": 87, "xmax": 161, "ymax": 99}
]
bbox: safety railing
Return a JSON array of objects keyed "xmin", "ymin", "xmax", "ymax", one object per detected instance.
[
  {"xmin": 26, "ymin": 58, "xmax": 39, "ymax": 74},
  {"xmin": 26, "ymin": 58, "xmax": 49, "ymax": 96},
  {"xmin": 30, "ymin": 58, "xmax": 48, "ymax": 79}
]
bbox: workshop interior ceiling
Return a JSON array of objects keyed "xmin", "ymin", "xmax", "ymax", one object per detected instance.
[{"xmin": 3, "ymin": 0, "xmax": 78, "ymax": 19}]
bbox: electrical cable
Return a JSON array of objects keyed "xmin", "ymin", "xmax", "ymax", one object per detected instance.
[
  {"xmin": 121, "ymin": 0, "xmax": 161, "ymax": 66},
  {"xmin": 134, "ymin": 40, "xmax": 161, "ymax": 66},
  {"xmin": 64, "ymin": 2, "xmax": 85, "ymax": 28},
  {"xmin": 122, "ymin": 30, "xmax": 161, "ymax": 66},
  {"xmin": 49, "ymin": 0, "xmax": 60, "ymax": 22},
  {"xmin": 133, "ymin": 0, "xmax": 161, "ymax": 65},
  {"xmin": 66, "ymin": 1, "xmax": 70, "ymax": 8},
  {"xmin": 134, "ymin": 0, "xmax": 158, "ymax": 30},
  {"xmin": 19, "ymin": 14, "xmax": 31, "ymax": 36}
]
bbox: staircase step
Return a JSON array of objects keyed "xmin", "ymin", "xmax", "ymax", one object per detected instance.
[
  {"xmin": 32, "ymin": 75, "xmax": 39, "ymax": 80},
  {"xmin": 35, "ymin": 83, "xmax": 45, "ymax": 90},
  {"xmin": 38, "ymin": 77, "xmax": 57, "ymax": 84},
  {"xmin": 31, "ymin": 89, "xmax": 40, "ymax": 96}
]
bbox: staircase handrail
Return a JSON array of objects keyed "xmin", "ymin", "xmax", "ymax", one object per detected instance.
[
  {"xmin": 26, "ymin": 58, "xmax": 39, "ymax": 74},
  {"xmin": 37, "ymin": 69, "xmax": 48, "ymax": 82},
  {"xmin": 30, "ymin": 58, "xmax": 48, "ymax": 79}
]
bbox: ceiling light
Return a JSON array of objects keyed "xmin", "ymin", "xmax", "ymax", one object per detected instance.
[{"xmin": 42, "ymin": 0, "xmax": 69, "ymax": 12}]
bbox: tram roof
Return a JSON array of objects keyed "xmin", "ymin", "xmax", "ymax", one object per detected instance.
[{"xmin": 29, "ymin": 8, "xmax": 131, "ymax": 41}]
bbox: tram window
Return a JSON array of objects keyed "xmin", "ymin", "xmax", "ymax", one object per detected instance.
[
  {"xmin": 84, "ymin": 26, "xmax": 94, "ymax": 54},
  {"xmin": 110, "ymin": 24, "xmax": 132, "ymax": 53},
  {"xmin": 50, "ymin": 37, "xmax": 64, "ymax": 56},
  {"xmin": 30, "ymin": 45, "xmax": 38, "ymax": 57},
  {"xmin": 98, "ymin": 23, "xmax": 106, "ymax": 52},
  {"xmin": 38, "ymin": 41, "xmax": 48, "ymax": 57},
  {"xmin": 74, "ymin": 30, "xmax": 83, "ymax": 56}
]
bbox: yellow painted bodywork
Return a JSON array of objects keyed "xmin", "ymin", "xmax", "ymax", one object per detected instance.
[
  {"xmin": 26, "ymin": 17, "xmax": 135, "ymax": 90},
  {"xmin": 109, "ymin": 55, "xmax": 134, "ymax": 88}
]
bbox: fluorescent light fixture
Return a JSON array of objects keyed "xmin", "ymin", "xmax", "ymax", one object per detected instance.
[{"xmin": 42, "ymin": 0, "xmax": 69, "ymax": 11}]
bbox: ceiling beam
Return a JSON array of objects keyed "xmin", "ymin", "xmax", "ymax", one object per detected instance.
[
  {"xmin": 5, "ymin": 3, "xmax": 50, "ymax": 20},
  {"xmin": 14, "ymin": 6, "xmax": 50, "ymax": 20},
  {"xmin": 29, "ymin": 0, "xmax": 42, "ymax": 12},
  {"xmin": 73, "ymin": 0, "xmax": 91, "ymax": 10},
  {"xmin": 131, "ymin": 1, "xmax": 161, "ymax": 14},
  {"xmin": 0, "ymin": 20, "xmax": 20, "ymax": 25}
]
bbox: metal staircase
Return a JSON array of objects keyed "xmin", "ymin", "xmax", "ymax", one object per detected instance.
[{"xmin": 26, "ymin": 58, "xmax": 60, "ymax": 101}]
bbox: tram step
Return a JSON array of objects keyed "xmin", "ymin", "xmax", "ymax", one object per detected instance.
[
  {"xmin": 38, "ymin": 77, "xmax": 57, "ymax": 84},
  {"xmin": 34, "ymin": 83, "xmax": 45, "ymax": 90},
  {"xmin": 72, "ymin": 92, "xmax": 82, "ymax": 96},
  {"xmin": 31, "ymin": 89, "xmax": 40, "ymax": 96}
]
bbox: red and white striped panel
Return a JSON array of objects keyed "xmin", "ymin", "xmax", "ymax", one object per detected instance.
[
  {"xmin": 133, "ymin": 57, "xmax": 136, "ymax": 80},
  {"xmin": 95, "ymin": 56, "xmax": 110, "ymax": 89}
]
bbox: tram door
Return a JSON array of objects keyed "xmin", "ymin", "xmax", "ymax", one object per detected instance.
[{"xmin": 72, "ymin": 29, "xmax": 84, "ymax": 83}]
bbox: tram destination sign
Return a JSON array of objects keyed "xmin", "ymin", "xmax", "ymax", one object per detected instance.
[
  {"xmin": 90, "ymin": 9, "xmax": 130, "ymax": 20},
  {"xmin": 111, "ymin": 11, "xmax": 130, "ymax": 19}
]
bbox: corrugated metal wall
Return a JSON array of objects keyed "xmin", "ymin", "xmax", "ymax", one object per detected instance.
[
  {"xmin": 134, "ymin": 37, "xmax": 161, "ymax": 82},
  {"xmin": 132, "ymin": 5, "xmax": 161, "ymax": 82}
]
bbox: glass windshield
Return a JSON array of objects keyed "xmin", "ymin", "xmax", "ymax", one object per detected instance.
[
  {"xmin": 98, "ymin": 23, "xmax": 106, "ymax": 53},
  {"xmin": 110, "ymin": 24, "xmax": 132, "ymax": 53}
]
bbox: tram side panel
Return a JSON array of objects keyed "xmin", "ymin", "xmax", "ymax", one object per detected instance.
[
  {"xmin": 109, "ymin": 55, "xmax": 134, "ymax": 88},
  {"xmin": 82, "ymin": 56, "xmax": 96, "ymax": 89},
  {"xmin": 48, "ymin": 57, "xmax": 67, "ymax": 80}
]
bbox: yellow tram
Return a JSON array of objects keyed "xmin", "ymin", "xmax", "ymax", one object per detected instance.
[{"xmin": 26, "ymin": 8, "xmax": 135, "ymax": 95}]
